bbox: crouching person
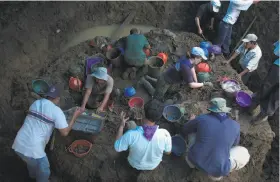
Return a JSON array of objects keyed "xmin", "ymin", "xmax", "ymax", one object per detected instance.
[
  {"xmin": 182, "ymin": 98, "xmax": 250, "ymax": 181},
  {"xmin": 140, "ymin": 47, "xmax": 213, "ymax": 101},
  {"xmin": 114, "ymin": 100, "xmax": 172, "ymax": 170},
  {"xmin": 12, "ymin": 85, "xmax": 82, "ymax": 182},
  {"xmin": 80, "ymin": 67, "xmax": 114, "ymax": 113}
]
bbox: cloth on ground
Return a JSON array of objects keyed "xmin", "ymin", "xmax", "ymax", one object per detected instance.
[
  {"xmin": 124, "ymin": 34, "xmax": 149, "ymax": 66},
  {"xmin": 182, "ymin": 112, "xmax": 240, "ymax": 177},
  {"xmin": 12, "ymin": 99, "xmax": 68, "ymax": 159},
  {"xmin": 114, "ymin": 126, "xmax": 172, "ymax": 170}
]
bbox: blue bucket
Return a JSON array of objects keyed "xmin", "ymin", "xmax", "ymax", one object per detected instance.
[
  {"xmin": 32, "ymin": 79, "xmax": 50, "ymax": 95},
  {"xmin": 163, "ymin": 105, "xmax": 182, "ymax": 122},
  {"xmin": 172, "ymin": 135, "xmax": 187, "ymax": 156}
]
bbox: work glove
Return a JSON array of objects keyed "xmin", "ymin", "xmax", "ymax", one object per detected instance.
[{"xmin": 203, "ymin": 82, "xmax": 214, "ymax": 87}]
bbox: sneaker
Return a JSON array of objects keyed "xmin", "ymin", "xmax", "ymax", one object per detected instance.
[{"xmin": 251, "ymin": 112, "xmax": 268, "ymax": 125}]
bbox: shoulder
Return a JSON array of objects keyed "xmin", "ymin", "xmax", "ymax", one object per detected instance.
[
  {"xmin": 107, "ymin": 75, "xmax": 114, "ymax": 83},
  {"xmin": 52, "ymin": 105, "xmax": 66, "ymax": 119}
]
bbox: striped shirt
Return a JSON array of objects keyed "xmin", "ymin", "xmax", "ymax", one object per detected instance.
[{"xmin": 12, "ymin": 99, "xmax": 68, "ymax": 159}]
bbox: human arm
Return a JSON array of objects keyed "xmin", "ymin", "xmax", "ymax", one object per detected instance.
[
  {"xmin": 233, "ymin": 133, "xmax": 240, "ymax": 146},
  {"xmin": 189, "ymin": 82, "xmax": 204, "ymax": 89},
  {"xmin": 58, "ymin": 108, "xmax": 82, "ymax": 136},
  {"xmin": 182, "ymin": 117, "xmax": 199, "ymax": 136},
  {"xmin": 239, "ymin": 68, "xmax": 249, "ymax": 77},
  {"xmin": 114, "ymin": 112, "xmax": 130, "ymax": 152},
  {"xmin": 191, "ymin": 67, "xmax": 198, "ymax": 83},
  {"xmin": 164, "ymin": 131, "xmax": 172, "ymax": 155},
  {"xmin": 209, "ymin": 17, "xmax": 215, "ymax": 30},
  {"xmin": 195, "ymin": 17, "xmax": 203, "ymax": 35},
  {"xmin": 80, "ymin": 88, "xmax": 92, "ymax": 111},
  {"xmin": 97, "ymin": 93, "xmax": 110, "ymax": 112}
]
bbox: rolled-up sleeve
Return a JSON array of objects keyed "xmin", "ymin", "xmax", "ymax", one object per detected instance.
[
  {"xmin": 114, "ymin": 131, "xmax": 132, "ymax": 152},
  {"xmin": 235, "ymin": 44, "xmax": 244, "ymax": 55},
  {"xmin": 164, "ymin": 130, "xmax": 172, "ymax": 153}
]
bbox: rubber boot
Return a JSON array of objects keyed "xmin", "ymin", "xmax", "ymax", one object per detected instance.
[{"xmin": 141, "ymin": 77, "xmax": 155, "ymax": 96}]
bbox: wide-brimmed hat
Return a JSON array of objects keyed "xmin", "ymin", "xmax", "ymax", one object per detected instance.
[
  {"xmin": 91, "ymin": 67, "xmax": 108, "ymax": 81},
  {"xmin": 208, "ymin": 98, "xmax": 231, "ymax": 113}
]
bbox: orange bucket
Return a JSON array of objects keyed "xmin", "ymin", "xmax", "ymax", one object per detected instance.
[
  {"xmin": 68, "ymin": 140, "xmax": 92, "ymax": 158},
  {"xmin": 157, "ymin": 52, "xmax": 168, "ymax": 64}
]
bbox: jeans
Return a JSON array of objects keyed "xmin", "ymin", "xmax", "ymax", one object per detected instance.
[
  {"xmin": 16, "ymin": 152, "xmax": 50, "ymax": 182},
  {"xmin": 215, "ymin": 21, "xmax": 233, "ymax": 55}
]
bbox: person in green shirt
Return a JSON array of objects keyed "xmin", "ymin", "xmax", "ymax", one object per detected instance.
[{"xmin": 124, "ymin": 28, "xmax": 151, "ymax": 67}]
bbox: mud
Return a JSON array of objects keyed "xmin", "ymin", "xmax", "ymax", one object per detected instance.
[{"xmin": 0, "ymin": 1, "xmax": 278, "ymax": 182}]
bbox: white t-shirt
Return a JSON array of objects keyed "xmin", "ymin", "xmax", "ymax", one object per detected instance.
[
  {"xmin": 223, "ymin": 0, "xmax": 253, "ymax": 25},
  {"xmin": 12, "ymin": 99, "xmax": 68, "ymax": 159},
  {"xmin": 114, "ymin": 126, "xmax": 172, "ymax": 170}
]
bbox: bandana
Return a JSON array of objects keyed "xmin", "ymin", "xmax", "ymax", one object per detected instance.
[{"xmin": 142, "ymin": 125, "xmax": 159, "ymax": 141}]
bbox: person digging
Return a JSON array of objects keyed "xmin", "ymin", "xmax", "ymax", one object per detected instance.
[
  {"xmin": 79, "ymin": 67, "xmax": 115, "ymax": 113},
  {"xmin": 222, "ymin": 34, "xmax": 262, "ymax": 85},
  {"xmin": 139, "ymin": 47, "xmax": 214, "ymax": 101},
  {"xmin": 195, "ymin": 0, "xmax": 221, "ymax": 37},
  {"xmin": 114, "ymin": 99, "xmax": 172, "ymax": 170},
  {"xmin": 182, "ymin": 98, "xmax": 250, "ymax": 181},
  {"xmin": 122, "ymin": 28, "xmax": 151, "ymax": 80},
  {"xmin": 12, "ymin": 85, "xmax": 82, "ymax": 182}
]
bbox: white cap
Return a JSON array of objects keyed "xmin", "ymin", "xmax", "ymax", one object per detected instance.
[
  {"xmin": 91, "ymin": 67, "xmax": 108, "ymax": 81},
  {"xmin": 191, "ymin": 47, "xmax": 207, "ymax": 60},
  {"xmin": 211, "ymin": 0, "xmax": 221, "ymax": 13},
  {"xmin": 242, "ymin": 34, "xmax": 258, "ymax": 42}
]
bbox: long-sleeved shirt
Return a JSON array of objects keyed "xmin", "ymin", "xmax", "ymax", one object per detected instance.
[
  {"xmin": 183, "ymin": 112, "xmax": 240, "ymax": 177},
  {"xmin": 223, "ymin": 0, "xmax": 253, "ymax": 25},
  {"xmin": 235, "ymin": 43, "xmax": 262, "ymax": 72}
]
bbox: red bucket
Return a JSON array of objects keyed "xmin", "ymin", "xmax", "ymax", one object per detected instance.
[
  {"xmin": 68, "ymin": 140, "xmax": 92, "ymax": 158},
  {"xmin": 128, "ymin": 97, "xmax": 144, "ymax": 109}
]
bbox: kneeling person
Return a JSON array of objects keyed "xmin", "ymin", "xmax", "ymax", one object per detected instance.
[
  {"xmin": 114, "ymin": 100, "xmax": 172, "ymax": 170},
  {"xmin": 80, "ymin": 67, "xmax": 114, "ymax": 113},
  {"xmin": 183, "ymin": 98, "xmax": 250, "ymax": 181}
]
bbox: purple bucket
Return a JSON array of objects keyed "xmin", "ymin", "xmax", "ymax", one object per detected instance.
[
  {"xmin": 208, "ymin": 45, "xmax": 222, "ymax": 55},
  {"xmin": 235, "ymin": 91, "xmax": 252, "ymax": 107}
]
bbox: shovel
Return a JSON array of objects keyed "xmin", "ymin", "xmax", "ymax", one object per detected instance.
[{"xmin": 201, "ymin": 33, "xmax": 207, "ymax": 41}]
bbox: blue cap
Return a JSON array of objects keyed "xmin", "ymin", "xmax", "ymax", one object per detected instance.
[
  {"xmin": 191, "ymin": 47, "xmax": 207, "ymax": 60},
  {"xmin": 45, "ymin": 85, "xmax": 61, "ymax": 98}
]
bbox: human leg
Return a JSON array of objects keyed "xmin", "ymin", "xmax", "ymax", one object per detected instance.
[
  {"xmin": 153, "ymin": 75, "xmax": 171, "ymax": 101},
  {"xmin": 241, "ymin": 72, "xmax": 252, "ymax": 85},
  {"xmin": 36, "ymin": 156, "xmax": 51, "ymax": 182},
  {"xmin": 15, "ymin": 152, "xmax": 36, "ymax": 178},
  {"xmin": 185, "ymin": 133, "xmax": 196, "ymax": 168},
  {"xmin": 222, "ymin": 23, "xmax": 233, "ymax": 56},
  {"xmin": 214, "ymin": 21, "xmax": 229, "ymax": 51}
]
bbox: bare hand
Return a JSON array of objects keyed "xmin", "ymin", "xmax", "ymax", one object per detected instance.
[
  {"xmin": 77, "ymin": 106, "xmax": 85, "ymax": 113},
  {"xmin": 74, "ymin": 107, "xmax": 83, "ymax": 117},
  {"xmin": 96, "ymin": 107, "xmax": 104, "ymax": 113},
  {"xmin": 190, "ymin": 114, "xmax": 196, "ymax": 120},
  {"xmin": 198, "ymin": 28, "xmax": 203, "ymax": 35},
  {"xmin": 120, "ymin": 111, "xmax": 129, "ymax": 127},
  {"xmin": 208, "ymin": 25, "xmax": 213, "ymax": 30},
  {"xmin": 237, "ymin": 74, "xmax": 242, "ymax": 81}
]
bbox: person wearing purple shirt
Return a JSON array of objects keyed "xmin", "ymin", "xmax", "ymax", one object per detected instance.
[{"xmin": 139, "ymin": 47, "xmax": 213, "ymax": 101}]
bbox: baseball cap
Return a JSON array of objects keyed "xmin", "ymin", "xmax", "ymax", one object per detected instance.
[
  {"xmin": 208, "ymin": 98, "xmax": 231, "ymax": 113},
  {"xmin": 45, "ymin": 85, "xmax": 61, "ymax": 99},
  {"xmin": 191, "ymin": 47, "xmax": 207, "ymax": 60},
  {"xmin": 91, "ymin": 67, "xmax": 108, "ymax": 81},
  {"xmin": 211, "ymin": 0, "xmax": 221, "ymax": 13},
  {"xmin": 242, "ymin": 34, "xmax": 258, "ymax": 42}
]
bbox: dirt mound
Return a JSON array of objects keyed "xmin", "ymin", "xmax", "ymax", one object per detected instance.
[{"xmin": 45, "ymin": 29, "xmax": 274, "ymax": 182}]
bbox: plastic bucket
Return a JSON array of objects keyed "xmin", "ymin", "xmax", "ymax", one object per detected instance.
[
  {"xmin": 148, "ymin": 56, "xmax": 164, "ymax": 78},
  {"xmin": 68, "ymin": 140, "xmax": 93, "ymax": 158},
  {"xmin": 124, "ymin": 87, "xmax": 136, "ymax": 97},
  {"xmin": 171, "ymin": 135, "xmax": 187, "ymax": 156},
  {"xmin": 128, "ymin": 97, "xmax": 144, "ymax": 109},
  {"xmin": 200, "ymin": 41, "xmax": 211, "ymax": 49},
  {"xmin": 32, "ymin": 79, "xmax": 50, "ymax": 95},
  {"xmin": 235, "ymin": 91, "xmax": 252, "ymax": 107},
  {"xmin": 163, "ymin": 105, "xmax": 183, "ymax": 122},
  {"xmin": 208, "ymin": 45, "xmax": 222, "ymax": 55},
  {"xmin": 106, "ymin": 48, "xmax": 122, "ymax": 68}
]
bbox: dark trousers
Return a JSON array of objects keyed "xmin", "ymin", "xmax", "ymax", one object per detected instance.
[
  {"xmin": 251, "ymin": 65, "xmax": 279, "ymax": 116},
  {"xmin": 215, "ymin": 21, "xmax": 233, "ymax": 54}
]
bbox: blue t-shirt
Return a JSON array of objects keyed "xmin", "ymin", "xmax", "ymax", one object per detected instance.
[
  {"xmin": 183, "ymin": 113, "xmax": 240, "ymax": 177},
  {"xmin": 163, "ymin": 57, "xmax": 194, "ymax": 84},
  {"xmin": 124, "ymin": 34, "xmax": 149, "ymax": 66}
]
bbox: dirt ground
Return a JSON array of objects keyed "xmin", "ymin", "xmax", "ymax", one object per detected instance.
[{"xmin": 0, "ymin": 1, "xmax": 278, "ymax": 182}]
